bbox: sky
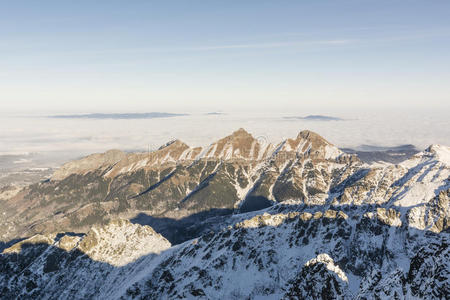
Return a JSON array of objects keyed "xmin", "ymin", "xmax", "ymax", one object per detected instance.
[{"xmin": 1, "ymin": 0, "xmax": 450, "ymax": 114}]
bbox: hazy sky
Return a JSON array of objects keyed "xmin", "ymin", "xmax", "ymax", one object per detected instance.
[{"xmin": 1, "ymin": 0, "xmax": 450, "ymax": 113}]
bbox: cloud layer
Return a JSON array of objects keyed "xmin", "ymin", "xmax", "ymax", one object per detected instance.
[{"xmin": 1, "ymin": 110, "xmax": 449, "ymax": 167}]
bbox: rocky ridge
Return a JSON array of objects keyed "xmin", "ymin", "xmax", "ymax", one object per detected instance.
[
  {"xmin": 0, "ymin": 129, "xmax": 448, "ymax": 299},
  {"xmin": 0, "ymin": 129, "xmax": 361, "ymax": 242},
  {"xmin": 1, "ymin": 204, "xmax": 447, "ymax": 299}
]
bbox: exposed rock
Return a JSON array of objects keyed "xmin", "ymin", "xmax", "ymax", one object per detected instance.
[
  {"xmin": 284, "ymin": 253, "xmax": 349, "ymax": 299},
  {"xmin": 2, "ymin": 234, "xmax": 56, "ymax": 254},
  {"xmin": 0, "ymin": 130, "xmax": 448, "ymax": 299},
  {"xmin": 376, "ymin": 208, "xmax": 402, "ymax": 227},
  {"xmin": 0, "ymin": 185, "xmax": 22, "ymax": 201},
  {"xmin": 52, "ymin": 149, "xmax": 126, "ymax": 181},
  {"xmin": 57, "ymin": 235, "xmax": 81, "ymax": 252}
]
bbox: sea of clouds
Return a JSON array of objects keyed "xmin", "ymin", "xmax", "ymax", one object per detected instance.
[{"xmin": 1, "ymin": 109, "xmax": 448, "ymax": 170}]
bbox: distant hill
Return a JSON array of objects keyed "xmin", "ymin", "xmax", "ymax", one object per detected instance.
[
  {"xmin": 342, "ymin": 144, "xmax": 419, "ymax": 164},
  {"xmin": 49, "ymin": 112, "xmax": 188, "ymax": 119},
  {"xmin": 284, "ymin": 115, "xmax": 344, "ymax": 121}
]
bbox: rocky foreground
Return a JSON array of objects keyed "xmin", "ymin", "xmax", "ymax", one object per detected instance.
[{"xmin": 0, "ymin": 129, "xmax": 448, "ymax": 299}]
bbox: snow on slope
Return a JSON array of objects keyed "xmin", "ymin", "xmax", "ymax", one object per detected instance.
[
  {"xmin": 0, "ymin": 198, "xmax": 448, "ymax": 299},
  {"xmin": 113, "ymin": 209, "xmax": 448, "ymax": 299},
  {"xmin": 0, "ymin": 135, "xmax": 448, "ymax": 299},
  {"xmin": 391, "ymin": 145, "xmax": 450, "ymax": 208},
  {"xmin": 77, "ymin": 219, "xmax": 171, "ymax": 266}
]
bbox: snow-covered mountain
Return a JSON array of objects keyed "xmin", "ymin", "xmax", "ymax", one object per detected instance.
[
  {"xmin": 0, "ymin": 129, "xmax": 448, "ymax": 299},
  {"xmin": 0, "ymin": 129, "xmax": 361, "ymax": 243}
]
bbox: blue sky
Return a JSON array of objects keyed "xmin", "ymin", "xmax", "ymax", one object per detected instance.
[{"xmin": 1, "ymin": 0, "xmax": 450, "ymax": 113}]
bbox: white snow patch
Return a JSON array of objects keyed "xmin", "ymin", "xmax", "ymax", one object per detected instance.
[
  {"xmin": 428, "ymin": 144, "xmax": 450, "ymax": 165},
  {"xmin": 324, "ymin": 145, "xmax": 342, "ymax": 159}
]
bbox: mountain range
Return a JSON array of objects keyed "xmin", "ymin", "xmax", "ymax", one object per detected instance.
[{"xmin": 0, "ymin": 129, "xmax": 448, "ymax": 299}]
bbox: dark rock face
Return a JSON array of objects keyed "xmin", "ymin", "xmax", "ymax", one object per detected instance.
[
  {"xmin": 284, "ymin": 259, "xmax": 346, "ymax": 300},
  {"xmin": 407, "ymin": 242, "xmax": 449, "ymax": 298}
]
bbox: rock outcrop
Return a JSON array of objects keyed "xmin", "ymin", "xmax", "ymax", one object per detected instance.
[{"xmin": 0, "ymin": 130, "xmax": 448, "ymax": 299}]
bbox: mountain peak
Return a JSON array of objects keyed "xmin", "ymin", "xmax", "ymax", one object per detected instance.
[
  {"xmin": 231, "ymin": 128, "xmax": 251, "ymax": 137},
  {"xmin": 274, "ymin": 130, "xmax": 342, "ymax": 159},
  {"xmin": 296, "ymin": 130, "xmax": 331, "ymax": 146},
  {"xmin": 158, "ymin": 139, "xmax": 188, "ymax": 151},
  {"xmin": 201, "ymin": 128, "xmax": 264, "ymax": 159}
]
